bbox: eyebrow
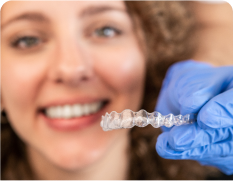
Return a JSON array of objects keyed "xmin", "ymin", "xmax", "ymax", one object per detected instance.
[
  {"xmin": 79, "ymin": 5, "xmax": 127, "ymax": 18},
  {"xmin": 1, "ymin": 12, "xmax": 50, "ymax": 30},
  {"xmin": 1, "ymin": 5, "xmax": 126, "ymax": 30}
]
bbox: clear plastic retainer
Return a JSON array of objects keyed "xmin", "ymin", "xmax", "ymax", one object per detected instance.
[{"xmin": 100, "ymin": 109, "xmax": 196, "ymax": 131}]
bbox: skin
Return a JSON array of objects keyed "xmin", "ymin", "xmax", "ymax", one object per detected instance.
[
  {"xmin": 1, "ymin": 1, "xmax": 146, "ymax": 179},
  {"xmin": 191, "ymin": 2, "xmax": 233, "ymax": 66}
]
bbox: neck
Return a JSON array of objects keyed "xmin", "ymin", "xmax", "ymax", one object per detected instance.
[{"xmin": 27, "ymin": 131, "xmax": 130, "ymax": 180}]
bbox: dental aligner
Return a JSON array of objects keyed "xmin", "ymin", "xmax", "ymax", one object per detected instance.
[{"xmin": 100, "ymin": 109, "xmax": 196, "ymax": 131}]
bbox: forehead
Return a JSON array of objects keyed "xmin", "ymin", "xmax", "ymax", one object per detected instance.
[{"xmin": 1, "ymin": 1, "xmax": 126, "ymax": 23}]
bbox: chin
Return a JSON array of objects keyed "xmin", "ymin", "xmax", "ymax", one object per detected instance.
[
  {"xmin": 37, "ymin": 131, "xmax": 116, "ymax": 172},
  {"xmin": 50, "ymin": 153, "xmax": 100, "ymax": 171}
]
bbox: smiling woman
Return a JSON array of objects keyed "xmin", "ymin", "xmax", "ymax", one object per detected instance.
[{"xmin": 0, "ymin": 1, "xmax": 221, "ymax": 180}]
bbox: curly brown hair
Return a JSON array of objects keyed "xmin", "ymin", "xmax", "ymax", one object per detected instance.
[{"xmin": 1, "ymin": 1, "xmax": 220, "ymax": 179}]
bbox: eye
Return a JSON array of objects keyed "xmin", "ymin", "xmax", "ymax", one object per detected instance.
[
  {"xmin": 94, "ymin": 26, "xmax": 121, "ymax": 38},
  {"xmin": 11, "ymin": 36, "xmax": 41, "ymax": 49}
]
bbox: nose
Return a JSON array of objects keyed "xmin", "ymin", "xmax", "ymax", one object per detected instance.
[{"xmin": 49, "ymin": 40, "xmax": 93, "ymax": 87}]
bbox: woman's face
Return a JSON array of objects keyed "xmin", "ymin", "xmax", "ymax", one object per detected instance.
[{"xmin": 1, "ymin": 1, "xmax": 145, "ymax": 171}]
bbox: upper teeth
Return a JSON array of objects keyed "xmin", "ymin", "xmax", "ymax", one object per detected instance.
[{"xmin": 45, "ymin": 102, "xmax": 102, "ymax": 119}]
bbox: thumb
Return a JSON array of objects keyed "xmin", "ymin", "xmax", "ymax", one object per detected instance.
[
  {"xmin": 198, "ymin": 88, "xmax": 233, "ymax": 129},
  {"xmin": 179, "ymin": 66, "xmax": 233, "ymax": 115}
]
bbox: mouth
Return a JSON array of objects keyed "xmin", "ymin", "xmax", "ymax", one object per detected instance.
[
  {"xmin": 38, "ymin": 100, "xmax": 109, "ymax": 131},
  {"xmin": 40, "ymin": 100, "xmax": 108, "ymax": 119}
]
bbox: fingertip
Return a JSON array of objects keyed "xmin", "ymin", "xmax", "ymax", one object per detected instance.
[
  {"xmin": 156, "ymin": 132, "xmax": 169, "ymax": 157},
  {"xmin": 179, "ymin": 91, "xmax": 212, "ymax": 116},
  {"xmin": 179, "ymin": 88, "xmax": 207, "ymax": 116},
  {"xmin": 155, "ymin": 141, "xmax": 164, "ymax": 157},
  {"xmin": 223, "ymin": 169, "xmax": 233, "ymax": 175},
  {"xmin": 160, "ymin": 126, "xmax": 173, "ymax": 132},
  {"xmin": 168, "ymin": 124, "xmax": 198, "ymax": 150},
  {"xmin": 197, "ymin": 96, "xmax": 233, "ymax": 129},
  {"xmin": 197, "ymin": 111, "xmax": 211, "ymax": 129},
  {"xmin": 198, "ymin": 89, "xmax": 233, "ymax": 129}
]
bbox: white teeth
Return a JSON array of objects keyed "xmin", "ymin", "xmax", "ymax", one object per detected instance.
[
  {"xmin": 47, "ymin": 107, "xmax": 56, "ymax": 118},
  {"xmin": 90, "ymin": 103, "xmax": 95, "ymax": 113},
  {"xmin": 72, "ymin": 104, "xmax": 82, "ymax": 117},
  {"xmin": 54, "ymin": 106, "xmax": 62, "ymax": 118},
  {"xmin": 63, "ymin": 105, "xmax": 72, "ymax": 119},
  {"xmin": 83, "ymin": 104, "xmax": 90, "ymax": 116},
  {"xmin": 45, "ymin": 102, "xmax": 103, "ymax": 119}
]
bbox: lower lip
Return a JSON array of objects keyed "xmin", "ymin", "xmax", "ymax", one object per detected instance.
[{"xmin": 38, "ymin": 105, "xmax": 108, "ymax": 131}]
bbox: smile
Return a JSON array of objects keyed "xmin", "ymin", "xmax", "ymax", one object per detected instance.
[
  {"xmin": 38, "ymin": 100, "xmax": 109, "ymax": 131},
  {"xmin": 45, "ymin": 102, "xmax": 103, "ymax": 119}
]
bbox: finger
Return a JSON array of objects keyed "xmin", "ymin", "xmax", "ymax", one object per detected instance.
[
  {"xmin": 156, "ymin": 135, "xmax": 233, "ymax": 159},
  {"xmin": 178, "ymin": 66, "xmax": 233, "ymax": 115},
  {"xmin": 198, "ymin": 88, "xmax": 233, "ymax": 129},
  {"xmin": 164, "ymin": 122, "xmax": 233, "ymax": 151},
  {"xmin": 156, "ymin": 60, "xmax": 212, "ymax": 115},
  {"xmin": 199, "ymin": 157, "xmax": 233, "ymax": 175}
]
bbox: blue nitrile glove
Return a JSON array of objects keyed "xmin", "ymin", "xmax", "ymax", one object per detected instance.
[
  {"xmin": 155, "ymin": 60, "xmax": 233, "ymax": 175},
  {"xmin": 156, "ymin": 60, "xmax": 233, "ymax": 131}
]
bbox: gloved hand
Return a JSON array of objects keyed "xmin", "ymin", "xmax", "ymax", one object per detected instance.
[{"xmin": 155, "ymin": 60, "xmax": 233, "ymax": 175}]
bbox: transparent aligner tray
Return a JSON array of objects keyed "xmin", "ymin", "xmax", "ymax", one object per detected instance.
[{"xmin": 100, "ymin": 109, "xmax": 196, "ymax": 131}]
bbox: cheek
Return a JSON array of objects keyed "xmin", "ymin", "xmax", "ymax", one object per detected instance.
[
  {"xmin": 1, "ymin": 59, "xmax": 45, "ymax": 112},
  {"xmin": 94, "ymin": 46, "xmax": 145, "ymax": 93},
  {"xmin": 1, "ymin": 60, "xmax": 45, "ymax": 149}
]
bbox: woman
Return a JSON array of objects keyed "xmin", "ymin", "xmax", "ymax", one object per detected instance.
[{"xmin": 1, "ymin": 1, "xmax": 232, "ymax": 179}]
